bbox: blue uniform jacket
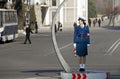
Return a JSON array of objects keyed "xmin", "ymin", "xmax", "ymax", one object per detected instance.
[{"xmin": 74, "ymin": 25, "xmax": 90, "ymax": 44}]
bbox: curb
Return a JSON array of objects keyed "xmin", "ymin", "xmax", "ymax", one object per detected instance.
[
  {"xmin": 25, "ymin": 77, "xmax": 58, "ymax": 79},
  {"xmin": 61, "ymin": 71, "xmax": 110, "ymax": 79}
]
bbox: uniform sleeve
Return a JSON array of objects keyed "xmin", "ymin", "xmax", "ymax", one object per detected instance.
[
  {"xmin": 74, "ymin": 27, "xmax": 77, "ymax": 43},
  {"xmin": 86, "ymin": 26, "xmax": 90, "ymax": 44}
]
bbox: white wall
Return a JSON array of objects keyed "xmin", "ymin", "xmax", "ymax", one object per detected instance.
[{"xmin": 77, "ymin": 0, "xmax": 88, "ymax": 24}]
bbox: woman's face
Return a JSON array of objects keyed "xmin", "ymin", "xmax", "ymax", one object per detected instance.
[{"xmin": 78, "ymin": 20, "xmax": 84, "ymax": 25}]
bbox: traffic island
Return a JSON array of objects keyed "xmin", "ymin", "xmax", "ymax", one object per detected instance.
[{"xmin": 60, "ymin": 70, "xmax": 110, "ymax": 79}]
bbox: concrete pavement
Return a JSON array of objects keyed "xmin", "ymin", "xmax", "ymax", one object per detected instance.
[
  {"xmin": 2, "ymin": 26, "xmax": 120, "ymax": 79},
  {"xmin": 9, "ymin": 18, "xmax": 120, "ymax": 79}
]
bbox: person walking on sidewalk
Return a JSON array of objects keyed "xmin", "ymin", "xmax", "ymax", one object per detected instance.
[
  {"xmin": 34, "ymin": 20, "xmax": 38, "ymax": 34},
  {"xmin": 93, "ymin": 19, "xmax": 96, "ymax": 27},
  {"xmin": 73, "ymin": 17, "xmax": 90, "ymax": 72},
  {"xmin": 24, "ymin": 24, "xmax": 33, "ymax": 44},
  {"xmin": 58, "ymin": 21, "xmax": 62, "ymax": 31},
  {"xmin": 88, "ymin": 18, "xmax": 91, "ymax": 27},
  {"xmin": 54, "ymin": 24, "xmax": 57, "ymax": 33},
  {"xmin": 98, "ymin": 19, "xmax": 101, "ymax": 27}
]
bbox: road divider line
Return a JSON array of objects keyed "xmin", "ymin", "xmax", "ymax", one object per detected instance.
[
  {"xmin": 44, "ymin": 43, "xmax": 73, "ymax": 56},
  {"xmin": 104, "ymin": 38, "xmax": 120, "ymax": 56}
]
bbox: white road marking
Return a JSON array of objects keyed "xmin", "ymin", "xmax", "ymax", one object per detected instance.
[
  {"xmin": 44, "ymin": 43, "xmax": 73, "ymax": 56},
  {"xmin": 107, "ymin": 38, "xmax": 120, "ymax": 53},
  {"xmin": 108, "ymin": 41, "xmax": 120, "ymax": 55},
  {"xmin": 59, "ymin": 43, "xmax": 73, "ymax": 50},
  {"xmin": 104, "ymin": 38, "xmax": 120, "ymax": 55}
]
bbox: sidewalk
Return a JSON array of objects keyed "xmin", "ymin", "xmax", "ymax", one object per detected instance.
[{"xmin": 18, "ymin": 26, "xmax": 51, "ymax": 36}]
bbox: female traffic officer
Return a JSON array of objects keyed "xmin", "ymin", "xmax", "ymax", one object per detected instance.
[{"xmin": 73, "ymin": 17, "xmax": 90, "ymax": 72}]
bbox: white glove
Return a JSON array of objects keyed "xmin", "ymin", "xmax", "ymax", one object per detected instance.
[
  {"xmin": 73, "ymin": 43, "xmax": 76, "ymax": 48},
  {"xmin": 87, "ymin": 44, "xmax": 90, "ymax": 47}
]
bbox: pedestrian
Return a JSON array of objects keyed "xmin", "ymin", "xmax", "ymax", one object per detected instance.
[
  {"xmin": 98, "ymin": 19, "xmax": 101, "ymax": 27},
  {"xmin": 58, "ymin": 21, "xmax": 62, "ymax": 31},
  {"xmin": 34, "ymin": 20, "xmax": 38, "ymax": 34},
  {"xmin": 24, "ymin": 24, "xmax": 33, "ymax": 44},
  {"xmin": 73, "ymin": 17, "xmax": 90, "ymax": 72},
  {"xmin": 73, "ymin": 22, "xmax": 77, "ymax": 28},
  {"xmin": 54, "ymin": 24, "xmax": 57, "ymax": 33},
  {"xmin": 23, "ymin": 21, "xmax": 26, "ymax": 27},
  {"xmin": 95, "ymin": 18, "xmax": 97, "ymax": 22},
  {"xmin": 88, "ymin": 18, "xmax": 91, "ymax": 27},
  {"xmin": 93, "ymin": 19, "xmax": 96, "ymax": 27}
]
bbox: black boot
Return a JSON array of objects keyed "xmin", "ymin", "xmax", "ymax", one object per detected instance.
[{"xmin": 79, "ymin": 68, "xmax": 85, "ymax": 72}]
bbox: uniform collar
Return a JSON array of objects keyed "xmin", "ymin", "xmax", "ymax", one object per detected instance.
[{"xmin": 80, "ymin": 24, "xmax": 85, "ymax": 28}]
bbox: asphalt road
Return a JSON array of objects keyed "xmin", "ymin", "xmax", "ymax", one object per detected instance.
[{"xmin": 0, "ymin": 27, "xmax": 120, "ymax": 79}]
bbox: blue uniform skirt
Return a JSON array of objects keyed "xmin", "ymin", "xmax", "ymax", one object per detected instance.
[{"xmin": 76, "ymin": 43, "xmax": 88, "ymax": 56}]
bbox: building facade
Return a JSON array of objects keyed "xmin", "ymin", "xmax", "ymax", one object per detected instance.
[
  {"xmin": 35, "ymin": 0, "xmax": 88, "ymax": 28},
  {"xmin": 0, "ymin": 0, "xmax": 7, "ymax": 8}
]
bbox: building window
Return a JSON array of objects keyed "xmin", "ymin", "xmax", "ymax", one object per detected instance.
[{"xmin": 52, "ymin": 0, "xmax": 56, "ymax": 6}]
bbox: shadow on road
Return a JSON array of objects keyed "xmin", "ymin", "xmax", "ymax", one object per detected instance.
[
  {"xmin": 103, "ymin": 26, "xmax": 120, "ymax": 31},
  {"xmin": 21, "ymin": 69, "xmax": 64, "ymax": 77}
]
